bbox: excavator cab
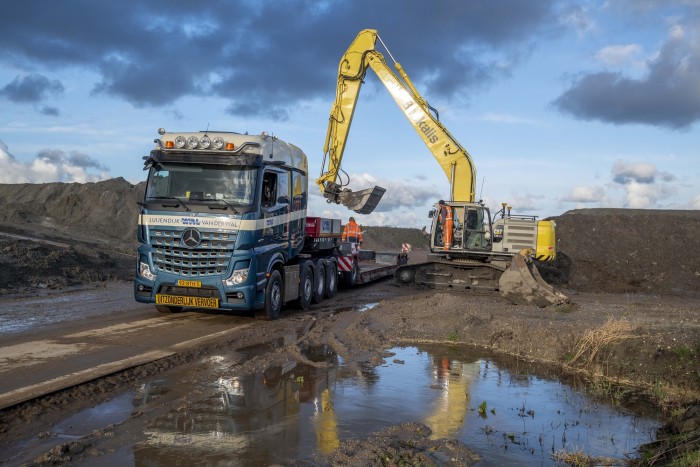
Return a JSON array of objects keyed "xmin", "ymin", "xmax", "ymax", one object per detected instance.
[{"xmin": 429, "ymin": 201, "xmax": 492, "ymax": 255}]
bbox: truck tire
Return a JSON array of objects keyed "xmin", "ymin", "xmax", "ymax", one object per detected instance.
[
  {"xmin": 156, "ymin": 305, "xmax": 182, "ymax": 313},
  {"xmin": 297, "ymin": 263, "xmax": 313, "ymax": 311},
  {"xmin": 255, "ymin": 269, "xmax": 282, "ymax": 320},
  {"xmin": 312, "ymin": 262, "xmax": 326, "ymax": 304},
  {"xmin": 324, "ymin": 261, "xmax": 338, "ymax": 299},
  {"xmin": 341, "ymin": 258, "xmax": 358, "ymax": 288}
]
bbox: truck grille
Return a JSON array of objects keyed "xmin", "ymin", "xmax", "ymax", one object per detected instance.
[{"xmin": 150, "ymin": 229, "xmax": 235, "ymax": 277}]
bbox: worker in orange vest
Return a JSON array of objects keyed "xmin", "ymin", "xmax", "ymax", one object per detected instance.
[
  {"xmin": 438, "ymin": 200, "xmax": 453, "ymax": 250},
  {"xmin": 342, "ymin": 216, "xmax": 363, "ymax": 246}
]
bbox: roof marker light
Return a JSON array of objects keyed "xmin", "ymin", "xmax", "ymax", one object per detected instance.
[
  {"xmin": 225, "ymin": 142, "xmax": 235, "ymax": 150},
  {"xmin": 164, "ymin": 140, "xmax": 174, "ymax": 149}
]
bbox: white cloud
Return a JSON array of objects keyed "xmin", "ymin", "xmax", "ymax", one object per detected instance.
[
  {"xmin": 563, "ymin": 185, "xmax": 606, "ymax": 203},
  {"xmin": 339, "ymin": 173, "xmax": 442, "ymax": 213},
  {"xmin": 622, "ymin": 181, "xmax": 676, "ymax": 208},
  {"xmin": 595, "ymin": 44, "xmax": 643, "ymax": 66},
  {"xmin": 611, "ymin": 160, "xmax": 657, "ymax": 184},
  {"xmin": 560, "ymin": 3, "xmax": 595, "ymax": 36},
  {"xmin": 692, "ymin": 194, "xmax": 700, "ymax": 209},
  {"xmin": 0, "ymin": 140, "xmax": 110, "ymax": 184}
]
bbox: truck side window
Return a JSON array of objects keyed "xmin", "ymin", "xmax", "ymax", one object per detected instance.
[{"xmin": 262, "ymin": 172, "xmax": 277, "ymax": 207}]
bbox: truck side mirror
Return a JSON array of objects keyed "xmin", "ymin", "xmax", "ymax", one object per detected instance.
[{"xmin": 428, "ymin": 208, "xmax": 436, "ymax": 218}]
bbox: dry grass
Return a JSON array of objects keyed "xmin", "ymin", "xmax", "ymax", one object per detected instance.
[
  {"xmin": 567, "ymin": 318, "xmax": 639, "ymax": 369},
  {"xmin": 552, "ymin": 449, "xmax": 621, "ymax": 466}
]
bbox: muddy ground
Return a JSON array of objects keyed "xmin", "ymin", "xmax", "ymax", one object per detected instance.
[{"xmin": 0, "ymin": 179, "xmax": 699, "ymax": 464}]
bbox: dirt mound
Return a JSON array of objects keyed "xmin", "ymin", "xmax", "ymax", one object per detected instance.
[
  {"xmin": 542, "ymin": 209, "xmax": 700, "ymax": 297},
  {"xmin": 0, "ymin": 178, "xmax": 144, "ymax": 244},
  {"xmin": 0, "ymin": 178, "xmax": 698, "ymax": 298},
  {"xmin": 361, "ymin": 225, "xmax": 429, "ymax": 252}
]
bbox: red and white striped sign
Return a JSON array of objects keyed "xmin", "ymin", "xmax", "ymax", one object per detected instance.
[
  {"xmin": 337, "ymin": 256, "xmax": 353, "ymax": 272},
  {"xmin": 401, "ymin": 243, "xmax": 412, "ymax": 253}
]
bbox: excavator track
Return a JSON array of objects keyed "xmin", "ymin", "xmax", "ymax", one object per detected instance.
[
  {"xmin": 394, "ymin": 255, "xmax": 569, "ymax": 308},
  {"xmin": 394, "ymin": 259, "xmax": 506, "ymax": 292}
]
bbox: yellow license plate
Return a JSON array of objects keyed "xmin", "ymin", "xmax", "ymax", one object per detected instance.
[
  {"xmin": 155, "ymin": 294, "xmax": 219, "ymax": 308},
  {"xmin": 177, "ymin": 280, "xmax": 202, "ymax": 288}
]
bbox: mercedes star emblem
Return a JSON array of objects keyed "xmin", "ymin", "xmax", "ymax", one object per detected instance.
[{"xmin": 181, "ymin": 228, "xmax": 202, "ymax": 248}]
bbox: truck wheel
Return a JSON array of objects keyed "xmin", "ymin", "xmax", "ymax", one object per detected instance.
[
  {"xmin": 156, "ymin": 305, "xmax": 182, "ymax": 313},
  {"xmin": 297, "ymin": 263, "xmax": 313, "ymax": 311},
  {"xmin": 342, "ymin": 258, "xmax": 358, "ymax": 288},
  {"xmin": 325, "ymin": 261, "xmax": 338, "ymax": 299},
  {"xmin": 256, "ymin": 269, "xmax": 282, "ymax": 320},
  {"xmin": 312, "ymin": 263, "xmax": 326, "ymax": 304}
]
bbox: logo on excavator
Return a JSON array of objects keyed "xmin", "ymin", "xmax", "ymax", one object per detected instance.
[{"xmin": 418, "ymin": 119, "xmax": 439, "ymax": 144}]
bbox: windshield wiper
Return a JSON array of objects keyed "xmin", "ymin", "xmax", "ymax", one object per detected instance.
[
  {"xmin": 149, "ymin": 196, "xmax": 191, "ymax": 212},
  {"xmin": 205, "ymin": 199, "xmax": 239, "ymax": 213}
]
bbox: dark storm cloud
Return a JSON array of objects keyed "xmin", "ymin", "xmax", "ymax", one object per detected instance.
[
  {"xmin": 553, "ymin": 22, "xmax": 700, "ymax": 130},
  {"xmin": 38, "ymin": 149, "xmax": 108, "ymax": 171},
  {"xmin": 0, "ymin": 74, "xmax": 64, "ymax": 103},
  {"xmin": 0, "ymin": 0, "xmax": 557, "ymax": 119},
  {"xmin": 68, "ymin": 152, "xmax": 109, "ymax": 171}
]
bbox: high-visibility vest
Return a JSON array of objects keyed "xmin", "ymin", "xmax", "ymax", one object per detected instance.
[
  {"xmin": 442, "ymin": 206, "xmax": 453, "ymax": 249},
  {"xmin": 342, "ymin": 221, "xmax": 362, "ymax": 242}
]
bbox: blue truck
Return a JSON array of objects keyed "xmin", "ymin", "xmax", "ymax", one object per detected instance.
[{"xmin": 134, "ymin": 129, "xmax": 405, "ymax": 320}]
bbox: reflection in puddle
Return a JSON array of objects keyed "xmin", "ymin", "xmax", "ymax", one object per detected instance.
[
  {"xmin": 1, "ymin": 392, "xmax": 135, "ymax": 465},
  {"xmin": 134, "ymin": 344, "xmax": 660, "ymax": 466}
]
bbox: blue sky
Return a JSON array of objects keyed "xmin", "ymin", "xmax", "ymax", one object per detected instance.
[{"xmin": 0, "ymin": 0, "xmax": 698, "ymax": 228}]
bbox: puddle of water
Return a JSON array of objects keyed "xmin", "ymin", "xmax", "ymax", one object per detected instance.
[
  {"xmin": 131, "ymin": 344, "xmax": 660, "ymax": 466},
  {"xmin": 1, "ymin": 391, "xmax": 135, "ymax": 465}
]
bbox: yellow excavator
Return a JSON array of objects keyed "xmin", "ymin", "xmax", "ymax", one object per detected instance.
[{"xmin": 316, "ymin": 29, "xmax": 567, "ymax": 307}]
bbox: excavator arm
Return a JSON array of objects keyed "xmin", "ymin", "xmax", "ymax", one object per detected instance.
[{"xmin": 317, "ymin": 29, "xmax": 477, "ymax": 214}]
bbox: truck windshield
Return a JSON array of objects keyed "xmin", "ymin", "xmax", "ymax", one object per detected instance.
[{"xmin": 146, "ymin": 163, "xmax": 257, "ymax": 206}]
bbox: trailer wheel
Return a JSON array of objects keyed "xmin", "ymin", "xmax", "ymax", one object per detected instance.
[
  {"xmin": 312, "ymin": 262, "xmax": 326, "ymax": 304},
  {"xmin": 342, "ymin": 258, "xmax": 358, "ymax": 288},
  {"xmin": 324, "ymin": 261, "xmax": 338, "ymax": 299},
  {"xmin": 256, "ymin": 269, "xmax": 282, "ymax": 320},
  {"xmin": 297, "ymin": 263, "xmax": 313, "ymax": 311},
  {"xmin": 156, "ymin": 305, "xmax": 183, "ymax": 313},
  {"xmin": 396, "ymin": 266, "xmax": 415, "ymax": 285}
]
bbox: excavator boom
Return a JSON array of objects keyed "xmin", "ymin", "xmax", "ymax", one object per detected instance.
[{"xmin": 317, "ymin": 29, "xmax": 477, "ymax": 213}]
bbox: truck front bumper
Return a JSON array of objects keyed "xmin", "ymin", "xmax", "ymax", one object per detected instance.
[{"xmin": 134, "ymin": 276, "xmax": 262, "ymax": 311}]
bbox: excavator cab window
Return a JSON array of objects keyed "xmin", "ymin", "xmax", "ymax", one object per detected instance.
[{"xmin": 464, "ymin": 207, "xmax": 491, "ymax": 250}]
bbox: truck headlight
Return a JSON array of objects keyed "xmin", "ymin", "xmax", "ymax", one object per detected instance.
[
  {"xmin": 224, "ymin": 267, "xmax": 249, "ymax": 286},
  {"xmin": 139, "ymin": 261, "xmax": 156, "ymax": 281}
]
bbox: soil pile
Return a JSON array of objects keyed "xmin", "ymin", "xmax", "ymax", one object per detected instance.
[
  {"xmin": 545, "ymin": 209, "xmax": 700, "ymax": 297},
  {"xmin": 0, "ymin": 177, "xmax": 145, "ymax": 244},
  {"xmin": 0, "ymin": 178, "xmax": 699, "ymax": 298},
  {"xmin": 0, "ymin": 178, "xmax": 142, "ymax": 292}
]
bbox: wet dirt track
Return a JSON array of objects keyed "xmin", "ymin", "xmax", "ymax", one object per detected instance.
[
  {"xmin": 0, "ymin": 276, "xmax": 699, "ymax": 465},
  {"xmin": 0, "ymin": 283, "xmax": 258, "ymax": 409}
]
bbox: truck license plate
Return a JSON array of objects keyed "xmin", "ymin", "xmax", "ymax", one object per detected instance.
[
  {"xmin": 155, "ymin": 295, "xmax": 219, "ymax": 308},
  {"xmin": 177, "ymin": 280, "xmax": 202, "ymax": 288}
]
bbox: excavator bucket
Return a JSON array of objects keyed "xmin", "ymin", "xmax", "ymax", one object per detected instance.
[
  {"xmin": 338, "ymin": 186, "xmax": 386, "ymax": 215},
  {"xmin": 499, "ymin": 253, "xmax": 569, "ymax": 308}
]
